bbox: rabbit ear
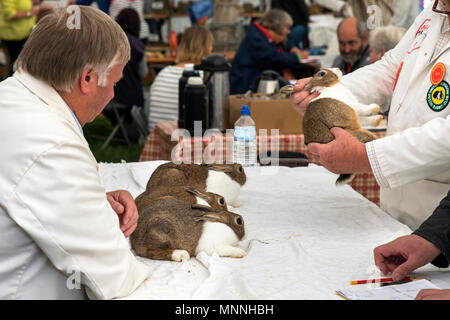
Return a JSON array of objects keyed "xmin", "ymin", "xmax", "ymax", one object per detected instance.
[
  {"xmin": 191, "ymin": 203, "xmax": 214, "ymax": 211},
  {"xmin": 184, "ymin": 186, "xmax": 203, "ymax": 197},
  {"xmin": 303, "ymin": 81, "xmax": 315, "ymax": 92},
  {"xmin": 195, "ymin": 212, "xmax": 227, "ymax": 223}
]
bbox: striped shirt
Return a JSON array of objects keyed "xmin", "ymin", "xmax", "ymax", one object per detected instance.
[
  {"xmin": 147, "ymin": 66, "xmax": 184, "ymax": 131},
  {"xmin": 109, "ymin": 0, "xmax": 150, "ymax": 40}
]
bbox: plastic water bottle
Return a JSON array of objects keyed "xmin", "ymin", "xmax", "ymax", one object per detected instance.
[{"xmin": 233, "ymin": 105, "xmax": 257, "ymax": 166}]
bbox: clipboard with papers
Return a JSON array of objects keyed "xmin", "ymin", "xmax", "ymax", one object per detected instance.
[{"xmin": 336, "ymin": 279, "xmax": 440, "ymax": 300}]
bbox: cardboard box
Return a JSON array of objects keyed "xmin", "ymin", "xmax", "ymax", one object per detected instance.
[{"xmin": 228, "ymin": 94, "xmax": 303, "ymax": 134}]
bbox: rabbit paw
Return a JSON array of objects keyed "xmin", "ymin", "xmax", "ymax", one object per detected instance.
[
  {"xmin": 216, "ymin": 245, "xmax": 247, "ymax": 258},
  {"xmin": 369, "ymin": 104, "xmax": 380, "ymax": 114},
  {"xmin": 171, "ymin": 249, "xmax": 190, "ymax": 262}
]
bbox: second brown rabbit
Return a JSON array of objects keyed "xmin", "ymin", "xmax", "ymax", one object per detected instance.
[{"xmin": 135, "ymin": 186, "xmax": 228, "ymax": 212}]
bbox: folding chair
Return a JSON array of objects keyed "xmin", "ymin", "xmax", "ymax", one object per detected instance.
[
  {"xmin": 101, "ymin": 101, "xmax": 131, "ymax": 150},
  {"xmin": 131, "ymin": 105, "xmax": 149, "ymax": 138}
]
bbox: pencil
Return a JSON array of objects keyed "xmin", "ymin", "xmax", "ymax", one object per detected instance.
[{"xmin": 349, "ymin": 276, "xmax": 411, "ymax": 285}]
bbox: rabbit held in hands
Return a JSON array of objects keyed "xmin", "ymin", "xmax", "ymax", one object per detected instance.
[
  {"xmin": 145, "ymin": 162, "xmax": 247, "ymax": 206},
  {"xmin": 302, "ymin": 68, "xmax": 379, "ymax": 185},
  {"xmin": 130, "ymin": 198, "xmax": 246, "ymax": 261}
]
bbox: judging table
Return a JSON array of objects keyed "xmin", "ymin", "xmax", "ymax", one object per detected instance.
[
  {"xmin": 139, "ymin": 121, "xmax": 386, "ymax": 206},
  {"xmin": 99, "ymin": 161, "xmax": 450, "ymax": 300}
]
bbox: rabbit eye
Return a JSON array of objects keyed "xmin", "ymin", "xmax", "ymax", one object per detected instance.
[
  {"xmin": 235, "ymin": 217, "xmax": 242, "ymax": 225},
  {"xmin": 238, "ymin": 165, "xmax": 243, "ymax": 172},
  {"xmin": 219, "ymin": 198, "xmax": 225, "ymax": 205},
  {"xmin": 318, "ymin": 71, "xmax": 326, "ymax": 77}
]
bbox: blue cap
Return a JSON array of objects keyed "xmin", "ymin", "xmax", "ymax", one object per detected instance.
[{"xmin": 240, "ymin": 105, "xmax": 251, "ymax": 115}]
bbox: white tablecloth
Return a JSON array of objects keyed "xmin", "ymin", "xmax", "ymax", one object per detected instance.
[{"xmin": 98, "ymin": 161, "xmax": 450, "ymax": 299}]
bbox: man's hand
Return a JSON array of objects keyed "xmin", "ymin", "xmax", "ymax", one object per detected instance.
[
  {"xmin": 307, "ymin": 127, "xmax": 372, "ymax": 173},
  {"xmin": 290, "ymin": 77, "xmax": 319, "ymax": 116},
  {"xmin": 416, "ymin": 289, "xmax": 450, "ymax": 300},
  {"xmin": 107, "ymin": 190, "xmax": 139, "ymax": 238},
  {"xmin": 373, "ymin": 235, "xmax": 441, "ymax": 282}
]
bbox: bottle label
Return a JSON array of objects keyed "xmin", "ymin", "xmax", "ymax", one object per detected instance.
[{"xmin": 234, "ymin": 126, "xmax": 256, "ymax": 141}]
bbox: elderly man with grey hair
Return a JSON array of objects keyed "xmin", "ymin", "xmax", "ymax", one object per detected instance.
[
  {"xmin": 332, "ymin": 17, "xmax": 371, "ymax": 75},
  {"xmin": 0, "ymin": 6, "xmax": 150, "ymax": 299},
  {"xmin": 369, "ymin": 25, "xmax": 406, "ymax": 64}
]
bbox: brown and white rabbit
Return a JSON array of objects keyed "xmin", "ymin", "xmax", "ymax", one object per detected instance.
[
  {"xmin": 135, "ymin": 186, "xmax": 228, "ymax": 212},
  {"xmin": 302, "ymin": 68, "xmax": 379, "ymax": 185},
  {"xmin": 130, "ymin": 198, "xmax": 246, "ymax": 261},
  {"xmin": 145, "ymin": 162, "xmax": 247, "ymax": 206},
  {"xmin": 305, "ymin": 68, "xmax": 384, "ymax": 127}
]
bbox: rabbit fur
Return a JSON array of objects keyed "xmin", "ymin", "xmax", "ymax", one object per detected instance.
[
  {"xmin": 303, "ymin": 68, "xmax": 379, "ymax": 185},
  {"xmin": 130, "ymin": 198, "xmax": 246, "ymax": 261},
  {"xmin": 145, "ymin": 162, "xmax": 247, "ymax": 206},
  {"xmin": 135, "ymin": 185, "xmax": 229, "ymax": 212}
]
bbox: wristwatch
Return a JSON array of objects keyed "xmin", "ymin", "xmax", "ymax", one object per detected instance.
[{"xmin": 26, "ymin": 10, "xmax": 31, "ymax": 17}]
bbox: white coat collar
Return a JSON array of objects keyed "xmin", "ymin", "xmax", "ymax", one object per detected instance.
[{"xmin": 13, "ymin": 69, "xmax": 86, "ymax": 141}]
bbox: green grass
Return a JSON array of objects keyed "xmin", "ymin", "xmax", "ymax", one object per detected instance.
[{"xmin": 83, "ymin": 114, "xmax": 143, "ymax": 163}]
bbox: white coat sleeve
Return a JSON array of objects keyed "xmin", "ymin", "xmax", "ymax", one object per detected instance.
[
  {"xmin": 366, "ymin": 116, "xmax": 450, "ymax": 189},
  {"xmin": 10, "ymin": 141, "xmax": 150, "ymax": 299},
  {"xmin": 312, "ymin": 0, "xmax": 346, "ymax": 12},
  {"xmin": 339, "ymin": 8, "xmax": 425, "ymax": 107}
]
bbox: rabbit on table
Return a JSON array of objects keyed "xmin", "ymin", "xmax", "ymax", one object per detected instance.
[
  {"xmin": 135, "ymin": 186, "xmax": 228, "ymax": 212},
  {"xmin": 145, "ymin": 162, "xmax": 247, "ymax": 206},
  {"xmin": 130, "ymin": 197, "xmax": 246, "ymax": 262},
  {"xmin": 301, "ymin": 68, "xmax": 380, "ymax": 185}
]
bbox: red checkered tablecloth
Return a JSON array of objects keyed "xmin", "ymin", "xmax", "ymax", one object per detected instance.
[{"xmin": 139, "ymin": 121, "xmax": 386, "ymax": 205}]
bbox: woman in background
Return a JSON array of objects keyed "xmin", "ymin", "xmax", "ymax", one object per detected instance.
[
  {"xmin": 0, "ymin": 0, "xmax": 51, "ymax": 75},
  {"xmin": 146, "ymin": 25, "xmax": 214, "ymax": 132},
  {"xmin": 103, "ymin": 7, "xmax": 148, "ymax": 142},
  {"xmin": 229, "ymin": 9, "xmax": 310, "ymax": 95}
]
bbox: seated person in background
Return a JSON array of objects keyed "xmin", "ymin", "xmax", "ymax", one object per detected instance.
[
  {"xmin": 369, "ymin": 25, "xmax": 406, "ymax": 64},
  {"xmin": 229, "ymin": 9, "xmax": 310, "ymax": 95},
  {"xmin": 103, "ymin": 7, "xmax": 147, "ymax": 142},
  {"xmin": 146, "ymin": 25, "xmax": 213, "ymax": 132},
  {"xmin": 109, "ymin": 0, "xmax": 149, "ymax": 44},
  {"xmin": 332, "ymin": 17, "xmax": 370, "ymax": 75},
  {"xmin": 368, "ymin": 25, "xmax": 406, "ymax": 113},
  {"xmin": 271, "ymin": 0, "xmax": 310, "ymax": 49}
]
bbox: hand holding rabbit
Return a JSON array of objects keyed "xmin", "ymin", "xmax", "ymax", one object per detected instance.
[{"xmin": 308, "ymin": 127, "xmax": 372, "ymax": 174}]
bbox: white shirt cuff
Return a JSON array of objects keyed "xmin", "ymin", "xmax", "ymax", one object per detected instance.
[{"xmin": 366, "ymin": 141, "xmax": 390, "ymax": 188}]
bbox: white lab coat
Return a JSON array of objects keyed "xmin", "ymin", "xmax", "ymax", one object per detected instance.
[
  {"xmin": 0, "ymin": 71, "xmax": 150, "ymax": 299},
  {"xmin": 341, "ymin": 4, "xmax": 450, "ymax": 230}
]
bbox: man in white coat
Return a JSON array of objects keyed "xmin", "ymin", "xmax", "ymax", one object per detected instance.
[
  {"xmin": 291, "ymin": 0, "xmax": 450, "ymax": 231},
  {"xmin": 0, "ymin": 6, "xmax": 150, "ymax": 299}
]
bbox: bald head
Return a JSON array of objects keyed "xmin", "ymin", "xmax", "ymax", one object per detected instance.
[
  {"xmin": 337, "ymin": 17, "xmax": 368, "ymax": 64},
  {"xmin": 337, "ymin": 17, "xmax": 367, "ymax": 40}
]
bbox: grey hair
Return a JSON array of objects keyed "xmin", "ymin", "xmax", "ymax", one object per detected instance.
[
  {"xmin": 15, "ymin": 6, "xmax": 130, "ymax": 92},
  {"xmin": 259, "ymin": 9, "xmax": 293, "ymax": 35},
  {"xmin": 369, "ymin": 26, "xmax": 406, "ymax": 53},
  {"xmin": 337, "ymin": 18, "xmax": 368, "ymax": 40}
]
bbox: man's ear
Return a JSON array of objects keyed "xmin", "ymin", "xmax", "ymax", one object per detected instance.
[{"xmin": 79, "ymin": 68, "xmax": 93, "ymax": 94}]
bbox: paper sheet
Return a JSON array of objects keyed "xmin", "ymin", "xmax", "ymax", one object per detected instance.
[{"xmin": 336, "ymin": 279, "xmax": 440, "ymax": 300}]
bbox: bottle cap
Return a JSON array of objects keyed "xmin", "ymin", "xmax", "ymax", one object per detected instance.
[
  {"xmin": 240, "ymin": 105, "xmax": 251, "ymax": 115},
  {"xmin": 187, "ymin": 76, "xmax": 203, "ymax": 85}
]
